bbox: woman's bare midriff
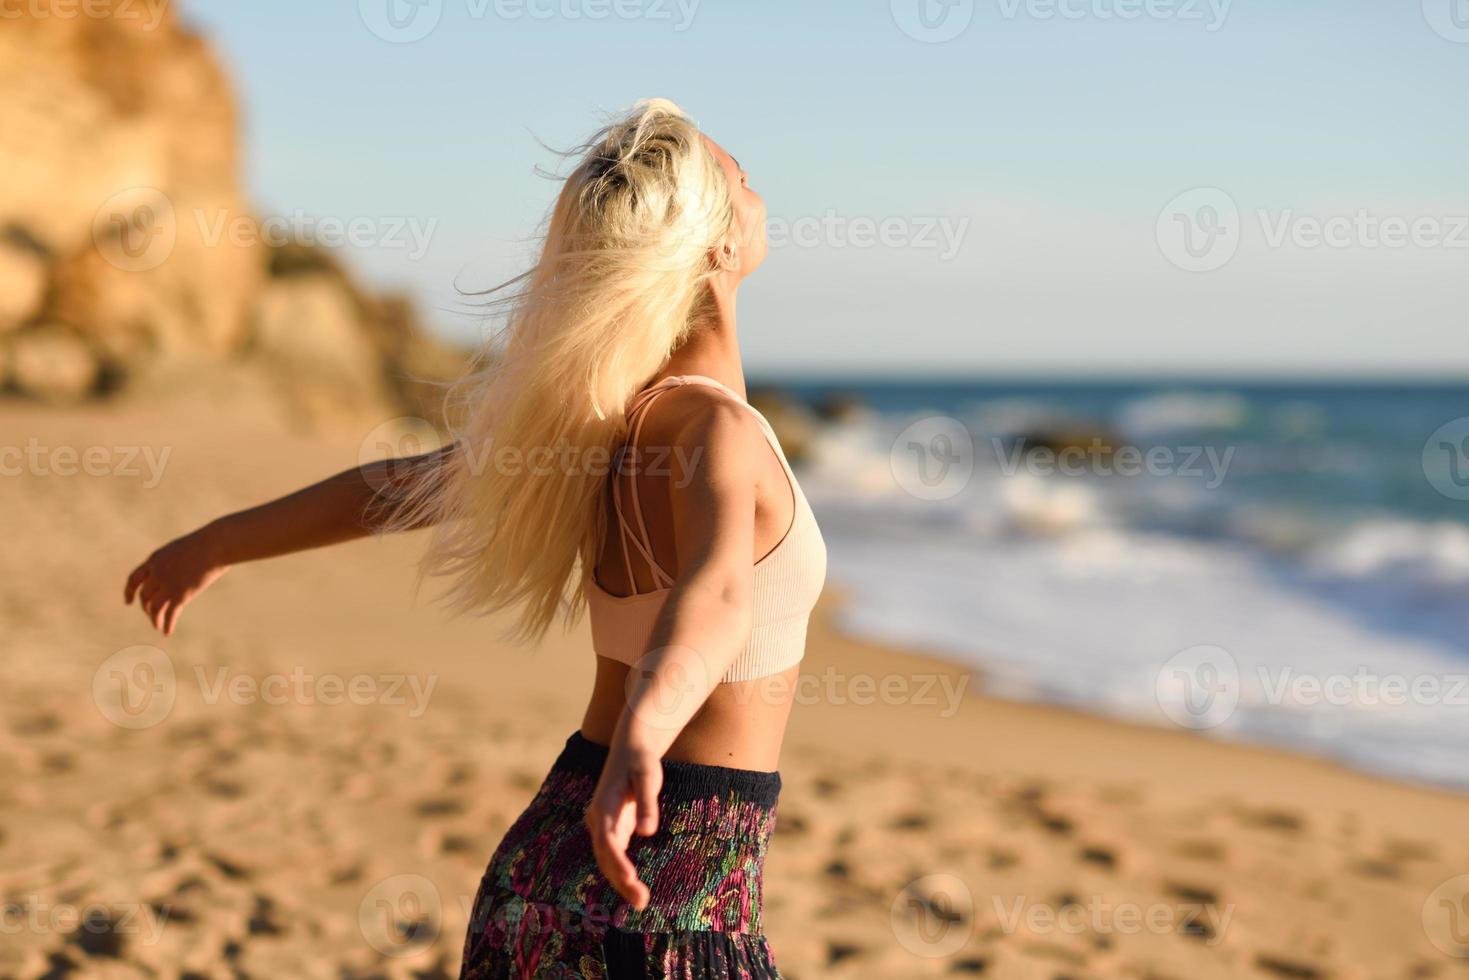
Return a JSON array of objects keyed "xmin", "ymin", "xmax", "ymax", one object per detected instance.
[{"xmin": 580, "ymin": 657, "xmax": 799, "ymax": 771}]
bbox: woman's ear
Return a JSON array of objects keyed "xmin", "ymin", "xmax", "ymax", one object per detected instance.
[{"xmin": 711, "ymin": 240, "xmax": 739, "ymax": 273}]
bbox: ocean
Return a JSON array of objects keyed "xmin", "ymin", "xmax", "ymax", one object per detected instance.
[{"xmin": 761, "ymin": 377, "xmax": 1469, "ymax": 790}]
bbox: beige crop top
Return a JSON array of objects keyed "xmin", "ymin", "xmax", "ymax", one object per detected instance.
[{"xmin": 583, "ymin": 375, "xmax": 827, "ymax": 682}]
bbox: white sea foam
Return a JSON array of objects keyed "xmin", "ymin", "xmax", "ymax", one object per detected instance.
[
  {"xmin": 1115, "ymin": 391, "xmax": 1250, "ymax": 437},
  {"xmin": 798, "ymin": 418, "xmax": 1469, "ymax": 789}
]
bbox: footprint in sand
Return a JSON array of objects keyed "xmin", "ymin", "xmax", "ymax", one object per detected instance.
[
  {"xmin": 1172, "ymin": 838, "xmax": 1227, "ymax": 863},
  {"xmin": 414, "ymin": 797, "xmax": 466, "ymax": 818},
  {"xmin": 1234, "ymin": 806, "xmax": 1305, "ymax": 835},
  {"xmin": 1077, "ymin": 845, "xmax": 1118, "ymax": 872},
  {"xmin": 1254, "ymin": 953, "xmax": 1327, "ymax": 979}
]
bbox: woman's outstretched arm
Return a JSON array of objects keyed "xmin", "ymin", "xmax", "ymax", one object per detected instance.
[{"xmin": 124, "ymin": 445, "xmax": 455, "ymax": 635}]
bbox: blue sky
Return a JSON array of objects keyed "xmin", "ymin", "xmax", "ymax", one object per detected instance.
[{"xmin": 185, "ymin": 0, "xmax": 1468, "ymax": 376}]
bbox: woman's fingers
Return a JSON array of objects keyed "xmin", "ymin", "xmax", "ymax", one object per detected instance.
[
  {"xmin": 163, "ymin": 596, "xmax": 185, "ymax": 636},
  {"xmin": 124, "ymin": 563, "xmax": 150, "ymax": 604},
  {"xmin": 150, "ymin": 597, "xmax": 171, "ymax": 634},
  {"xmin": 633, "ymin": 766, "xmax": 661, "ymax": 837},
  {"xmin": 590, "ymin": 813, "xmax": 645, "ymax": 907}
]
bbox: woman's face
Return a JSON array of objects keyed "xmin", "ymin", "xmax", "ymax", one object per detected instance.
[{"xmin": 704, "ymin": 135, "xmax": 768, "ymax": 279}]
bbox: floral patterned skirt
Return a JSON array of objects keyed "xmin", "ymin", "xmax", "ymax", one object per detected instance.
[{"xmin": 458, "ymin": 731, "xmax": 783, "ymax": 979}]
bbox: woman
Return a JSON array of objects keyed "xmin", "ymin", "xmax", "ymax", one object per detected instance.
[{"xmin": 123, "ymin": 99, "xmax": 826, "ymax": 978}]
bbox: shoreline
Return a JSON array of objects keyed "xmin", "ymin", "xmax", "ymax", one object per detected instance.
[{"xmin": 810, "ymin": 584, "xmax": 1469, "ymax": 807}]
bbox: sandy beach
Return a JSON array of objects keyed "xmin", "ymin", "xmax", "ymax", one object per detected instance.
[{"xmin": 5, "ymin": 388, "xmax": 1469, "ymax": 979}]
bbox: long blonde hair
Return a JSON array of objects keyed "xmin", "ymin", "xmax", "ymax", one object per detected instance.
[{"xmin": 384, "ymin": 98, "xmax": 735, "ymax": 641}]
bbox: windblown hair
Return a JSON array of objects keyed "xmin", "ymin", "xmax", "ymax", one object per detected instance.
[{"xmin": 382, "ymin": 98, "xmax": 735, "ymax": 642}]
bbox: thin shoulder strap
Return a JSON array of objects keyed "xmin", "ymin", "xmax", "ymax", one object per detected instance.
[
  {"xmin": 674, "ymin": 376, "xmax": 793, "ymax": 478},
  {"xmin": 609, "ymin": 375, "xmax": 792, "ymax": 594},
  {"xmin": 610, "ymin": 382, "xmax": 681, "ymax": 592}
]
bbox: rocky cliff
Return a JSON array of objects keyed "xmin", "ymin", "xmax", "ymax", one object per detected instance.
[{"xmin": 0, "ymin": 0, "xmax": 465, "ymax": 424}]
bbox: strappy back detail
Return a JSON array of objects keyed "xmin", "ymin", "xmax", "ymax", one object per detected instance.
[
  {"xmin": 600, "ymin": 375, "xmax": 793, "ymax": 599},
  {"xmin": 585, "ymin": 375, "xmax": 827, "ymax": 683}
]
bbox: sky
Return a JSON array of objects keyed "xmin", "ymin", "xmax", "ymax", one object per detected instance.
[{"xmin": 183, "ymin": 0, "xmax": 1469, "ymax": 378}]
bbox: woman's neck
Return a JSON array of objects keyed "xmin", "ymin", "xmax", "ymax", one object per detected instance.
[{"xmin": 659, "ymin": 286, "xmax": 746, "ymax": 397}]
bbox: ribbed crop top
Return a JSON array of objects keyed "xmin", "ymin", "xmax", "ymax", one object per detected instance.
[{"xmin": 584, "ymin": 375, "xmax": 827, "ymax": 682}]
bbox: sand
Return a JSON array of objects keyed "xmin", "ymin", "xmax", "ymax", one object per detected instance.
[{"xmin": 5, "ymin": 389, "xmax": 1469, "ymax": 979}]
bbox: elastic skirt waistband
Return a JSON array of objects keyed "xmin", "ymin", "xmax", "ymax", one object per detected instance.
[{"xmin": 553, "ymin": 731, "xmax": 782, "ymax": 808}]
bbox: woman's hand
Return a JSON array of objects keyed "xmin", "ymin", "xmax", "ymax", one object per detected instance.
[
  {"xmin": 124, "ymin": 527, "xmax": 229, "ymax": 636},
  {"xmin": 585, "ymin": 743, "xmax": 663, "ymax": 910}
]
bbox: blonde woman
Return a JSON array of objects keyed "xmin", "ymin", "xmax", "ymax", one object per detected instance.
[{"xmin": 124, "ymin": 99, "xmax": 826, "ymax": 978}]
